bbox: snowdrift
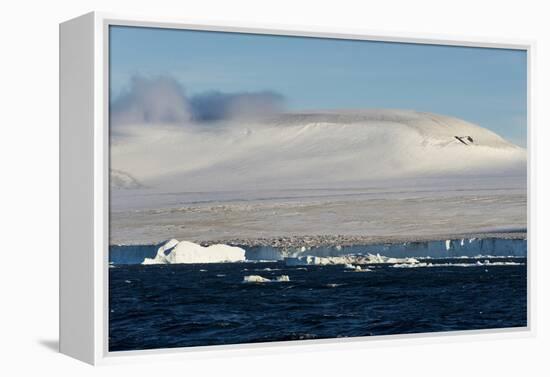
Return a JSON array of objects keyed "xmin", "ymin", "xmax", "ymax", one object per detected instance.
[
  {"xmin": 111, "ymin": 109, "xmax": 526, "ymax": 191},
  {"xmin": 142, "ymin": 239, "xmax": 245, "ymax": 264}
]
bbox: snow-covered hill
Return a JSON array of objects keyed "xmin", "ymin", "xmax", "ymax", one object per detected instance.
[{"xmin": 111, "ymin": 109, "xmax": 526, "ymax": 191}]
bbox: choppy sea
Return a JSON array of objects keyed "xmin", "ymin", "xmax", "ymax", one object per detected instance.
[{"xmin": 109, "ymin": 256, "xmax": 527, "ymax": 351}]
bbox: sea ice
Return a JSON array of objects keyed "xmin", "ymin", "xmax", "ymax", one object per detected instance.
[
  {"xmin": 275, "ymin": 275, "xmax": 290, "ymax": 282},
  {"xmin": 391, "ymin": 260, "xmax": 523, "ymax": 268},
  {"xmin": 242, "ymin": 275, "xmax": 290, "ymax": 283},
  {"xmin": 243, "ymin": 275, "xmax": 270, "ymax": 283},
  {"xmin": 285, "ymin": 253, "xmax": 419, "ymax": 266}
]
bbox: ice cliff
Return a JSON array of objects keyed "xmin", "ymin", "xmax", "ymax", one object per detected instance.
[
  {"xmin": 245, "ymin": 237, "xmax": 527, "ymax": 261},
  {"xmin": 110, "ymin": 237, "xmax": 526, "ymax": 265}
]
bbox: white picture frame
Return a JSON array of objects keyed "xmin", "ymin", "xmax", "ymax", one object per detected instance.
[{"xmin": 60, "ymin": 11, "xmax": 535, "ymax": 365}]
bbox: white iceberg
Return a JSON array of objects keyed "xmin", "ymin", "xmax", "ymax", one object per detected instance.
[
  {"xmin": 275, "ymin": 275, "xmax": 290, "ymax": 282},
  {"xmin": 243, "ymin": 275, "xmax": 271, "ymax": 283},
  {"xmin": 352, "ymin": 265, "xmax": 372, "ymax": 272},
  {"xmin": 242, "ymin": 275, "xmax": 290, "ymax": 283},
  {"xmin": 142, "ymin": 239, "xmax": 245, "ymax": 264}
]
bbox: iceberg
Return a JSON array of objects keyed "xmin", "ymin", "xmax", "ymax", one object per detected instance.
[
  {"xmin": 243, "ymin": 275, "xmax": 271, "ymax": 283},
  {"xmin": 242, "ymin": 275, "xmax": 290, "ymax": 283},
  {"xmin": 275, "ymin": 275, "xmax": 290, "ymax": 282},
  {"xmin": 142, "ymin": 239, "xmax": 245, "ymax": 264}
]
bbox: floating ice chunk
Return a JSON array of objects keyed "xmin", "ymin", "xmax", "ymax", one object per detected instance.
[
  {"xmin": 392, "ymin": 262, "xmax": 431, "ymax": 268},
  {"xmin": 257, "ymin": 267, "xmax": 280, "ymax": 271},
  {"xmin": 351, "ymin": 265, "xmax": 372, "ymax": 272},
  {"xmin": 365, "ymin": 253, "xmax": 385, "ymax": 264},
  {"xmin": 275, "ymin": 275, "xmax": 290, "ymax": 282},
  {"xmin": 243, "ymin": 275, "xmax": 271, "ymax": 283},
  {"xmin": 285, "ymin": 253, "xmax": 419, "ymax": 266},
  {"xmin": 242, "ymin": 274, "xmax": 290, "ymax": 283},
  {"xmin": 354, "ymin": 266, "xmax": 372, "ymax": 272},
  {"xmin": 142, "ymin": 239, "xmax": 245, "ymax": 264},
  {"xmin": 344, "ymin": 264, "xmax": 369, "ymax": 272},
  {"xmin": 385, "ymin": 256, "xmax": 419, "ymax": 264},
  {"xmin": 481, "ymin": 261, "xmax": 523, "ymax": 266},
  {"xmin": 392, "ymin": 260, "xmax": 523, "ymax": 268}
]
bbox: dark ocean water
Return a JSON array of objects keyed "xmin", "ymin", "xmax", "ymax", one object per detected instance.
[{"xmin": 109, "ymin": 258, "xmax": 527, "ymax": 352}]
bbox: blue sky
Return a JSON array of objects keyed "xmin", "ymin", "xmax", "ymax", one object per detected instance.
[{"xmin": 109, "ymin": 25, "xmax": 527, "ymax": 147}]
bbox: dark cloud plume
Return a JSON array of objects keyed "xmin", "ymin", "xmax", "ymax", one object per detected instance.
[
  {"xmin": 190, "ymin": 90, "xmax": 285, "ymax": 122},
  {"xmin": 111, "ymin": 76, "xmax": 285, "ymax": 126}
]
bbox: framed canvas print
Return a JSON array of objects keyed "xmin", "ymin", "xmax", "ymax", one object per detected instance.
[{"xmin": 60, "ymin": 12, "xmax": 533, "ymax": 365}]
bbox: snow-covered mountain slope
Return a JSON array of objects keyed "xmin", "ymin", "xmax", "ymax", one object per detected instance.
[{"xmin": 110, "ymin": 109, "xmax": 526, "ymax": 191}]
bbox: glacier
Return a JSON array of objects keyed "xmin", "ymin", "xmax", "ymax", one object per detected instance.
[
  {"xmin": 109, "ymin": 237, "xmax": 526, "ymax": 265},
  {"xmin": 245, "ymin": 237, "xmax": 527, "ymax": 261}
]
